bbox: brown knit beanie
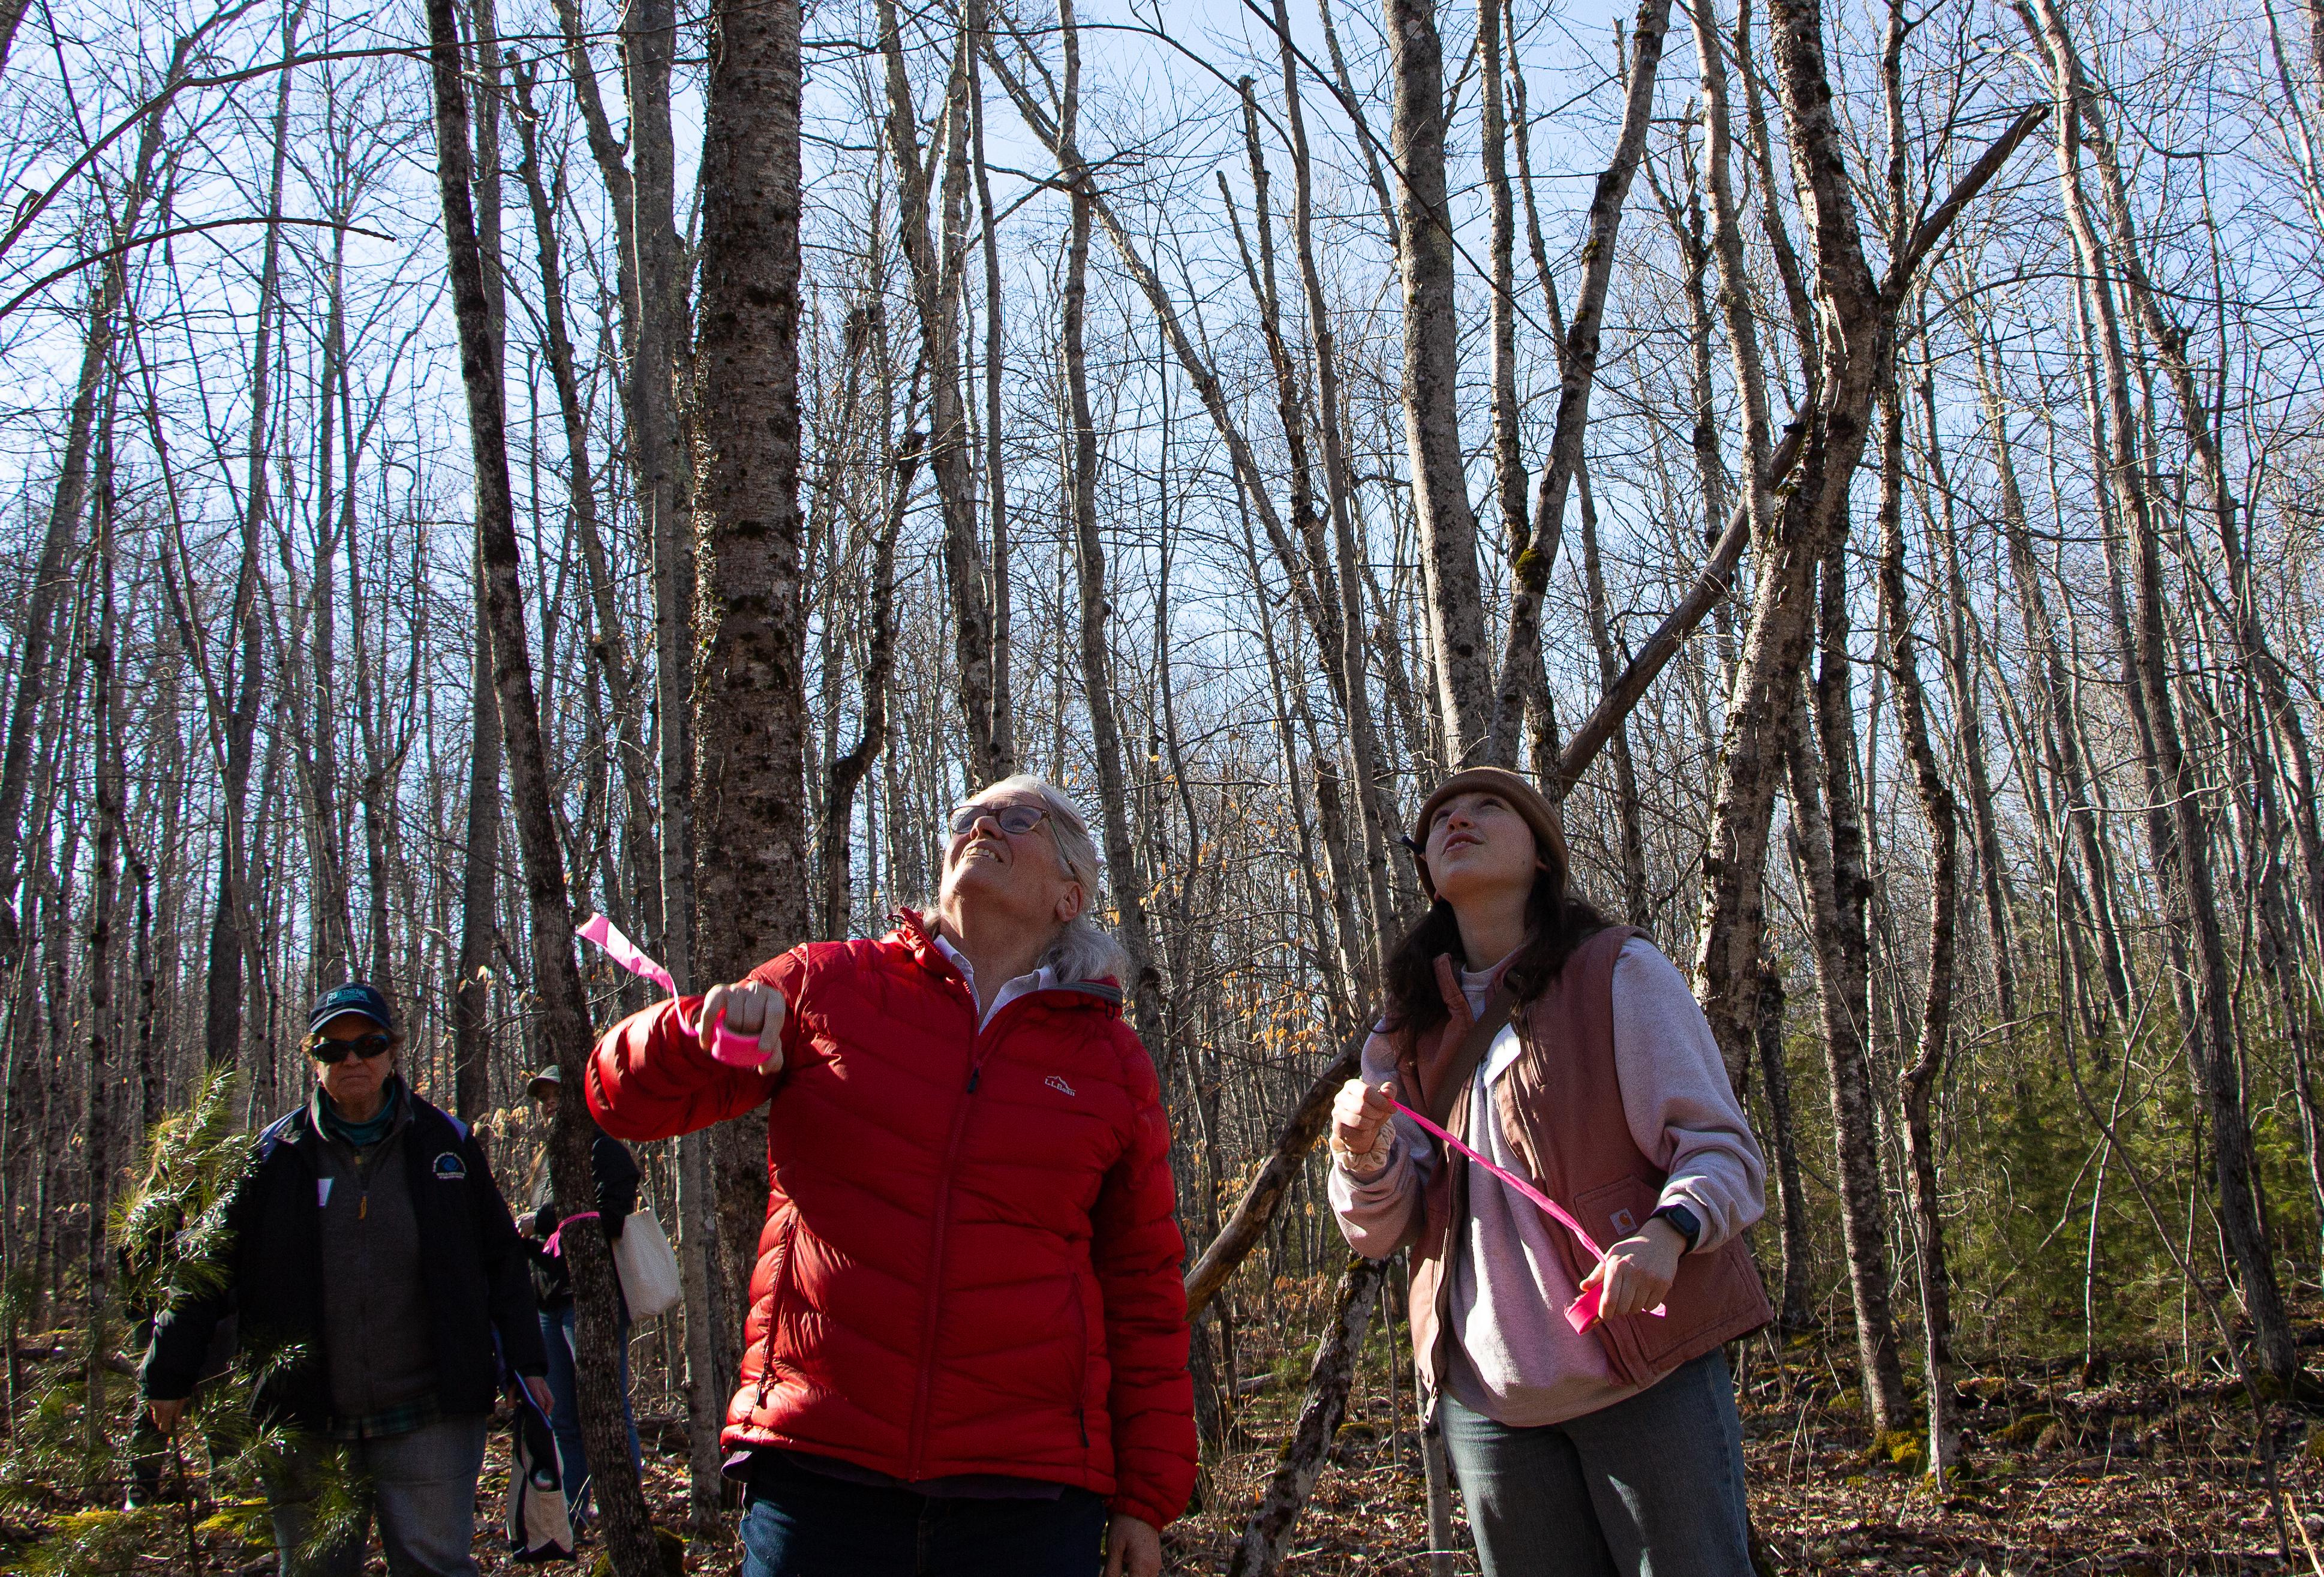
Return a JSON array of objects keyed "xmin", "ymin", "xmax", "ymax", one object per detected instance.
[{"xmin": 1409, "ymin": 766, "xmax": 1571, "ymax": 901}]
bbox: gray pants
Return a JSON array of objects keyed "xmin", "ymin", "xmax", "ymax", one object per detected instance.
[
  {"xmin": 1438, "ymin": 1348, "xmax": 1753, "ymax": 1577},
  {"xmin": 266, "ymin": 1414, "xmax": 489, "ymax": 1577}
]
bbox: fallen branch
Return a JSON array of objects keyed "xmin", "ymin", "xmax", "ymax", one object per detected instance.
[{"xmin": 1184, "ymin": 1023, "xmax": 1367, "ymax": 1317}]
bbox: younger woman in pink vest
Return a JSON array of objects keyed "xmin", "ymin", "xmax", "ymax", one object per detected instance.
[{"xmin": 1328, "ymin": 767, "xmax": 1769, "ymax": 1576}]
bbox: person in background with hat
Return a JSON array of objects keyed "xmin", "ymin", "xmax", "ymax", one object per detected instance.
[
  {"xmin": 139, "ymin": 983, "xmax": 552, "ymax": 1577},
  {"xmin": 520, "ymin": 1062, "xmax": 644, "ymax": 1530},
  {"xmin": 1327, "ymin": 768, "xmax": 1770, "ymax": 1577}
]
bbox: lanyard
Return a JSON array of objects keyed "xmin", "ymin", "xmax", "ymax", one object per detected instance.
[{"xmin": 1393, "ymin": 1097, "xmax": 1665, "ymax": 1334}]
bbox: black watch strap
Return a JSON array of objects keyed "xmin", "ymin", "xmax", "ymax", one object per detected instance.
[{"xmin": 1650, "ymin": 1201, "xmax": 1702, "ymax": 1251}]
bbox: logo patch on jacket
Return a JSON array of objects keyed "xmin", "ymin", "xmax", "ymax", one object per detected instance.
[
  {"xmin": 433, "ymin": 1151, "xmax": 467, "ymax": 1181},
  {"xmin": 1045, "ymin": 1075, "xmax": 1077, "ymax": 1097}
]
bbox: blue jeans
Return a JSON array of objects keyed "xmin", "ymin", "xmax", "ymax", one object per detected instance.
[
  {"xmin": 1438, "ymin": 1348, "xmax": 1753, "ymax": 1577},
  {"xmin": 540, "ymin": 1303, "xmax": 641, "ymax": 1515},
  {"xmin": 739, "ymin": 1452, "xmax": 1108, "ymax": 1577},
  {"xmin": 264, "ymin": 1413, "xmax": 489, "ymax": 1577}
]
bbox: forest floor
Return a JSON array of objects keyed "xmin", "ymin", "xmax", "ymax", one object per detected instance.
[{"xmin": 7, "ymin": 1335, "xmax": 2322, "ymax": 1573}]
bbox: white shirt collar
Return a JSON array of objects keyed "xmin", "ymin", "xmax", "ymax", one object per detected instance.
[{"xmin": 931, "ymin": 932, "xmax": 1058, "ymax": 1029}]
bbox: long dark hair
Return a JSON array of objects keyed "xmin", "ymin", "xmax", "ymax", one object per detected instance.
[{"xmin": 1380, "ymin": 867, "xmax": 1612, "ymax": 1047}]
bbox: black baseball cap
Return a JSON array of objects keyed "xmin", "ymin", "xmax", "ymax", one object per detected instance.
[{"xmin": 307, "ymin": 982, "xmax": 394, "ymax": 1036}]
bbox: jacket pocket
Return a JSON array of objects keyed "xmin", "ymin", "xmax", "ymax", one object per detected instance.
[
  {"xmin": 1073, "ymin": 1276, "xmax": 1093, "ymax": 1452},
  {"xmin": 1567, "ymin": 1175, "xmax": 1661, "ymax": 1383},
  {"xmin": 750, "ymin": 1208, "xmax": 802, "ymax": 1414}
]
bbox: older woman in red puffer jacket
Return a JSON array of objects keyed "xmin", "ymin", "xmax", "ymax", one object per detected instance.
[{"xmin": 587, "ymin": 775, "xmax": 1194, "ymax": 1577}]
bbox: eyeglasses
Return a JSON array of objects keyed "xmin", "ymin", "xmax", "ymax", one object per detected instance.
[
  {"xmin": 307, "ymin": 1032, "xmax": 393, "ymax": 1064},
  {"xmin": 948, "ymin": 802, "xmax": 1050, "ymax": 838}
]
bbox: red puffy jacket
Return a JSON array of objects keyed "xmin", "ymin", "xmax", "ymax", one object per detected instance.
[{"xmin": 586, "ymin": 911, "xmax": 1196, "ymax": 1530}]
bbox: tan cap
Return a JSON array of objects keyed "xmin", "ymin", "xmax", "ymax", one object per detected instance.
[{"xmin": 1410, "ymin": 767, "xmax": 1571, "ymax": 900}]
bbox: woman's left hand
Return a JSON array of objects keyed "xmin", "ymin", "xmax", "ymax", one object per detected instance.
[
  {"xmin": 1105, "ymin": 1513, "xmax": 1162, "ymax": 1577},
  {"xmin": 1580, "ymin": 1215, "xmax": 1686, "ymax": 1316}
]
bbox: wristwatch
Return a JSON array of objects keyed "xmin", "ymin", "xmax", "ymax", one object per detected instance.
[{"xmin": 1649, "ymin": 1201, "xmax": 1701, "ymax": 1251}]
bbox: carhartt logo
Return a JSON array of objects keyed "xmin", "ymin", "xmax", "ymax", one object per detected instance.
[
  {"xmin": 1610, "ymin": 1209, "xmax": 1637, "ymax": 1235},
  {"xmin": 1045, "ymin": 1076, "xmax": 1077, "ymax": 1097}
]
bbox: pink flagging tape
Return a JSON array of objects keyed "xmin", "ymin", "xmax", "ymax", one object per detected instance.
[
  {"xmin": 575, "ymin": 915, "xmax": 774, "ymax": 1068},
  {"xmin": 1394, "ymin": 1098, "xmax": 1664, "ymax": 1334},
  {"xmin": 543, "ymin": 1209, "xmax": 600, "ymax": 1257},
  {"xmin": 578, "ymin": 915, "xmax": 677, "ymax": 998}
]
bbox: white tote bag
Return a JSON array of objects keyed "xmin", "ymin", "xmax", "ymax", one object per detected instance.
[{"xmin": 612, "ymin": 1203, "xmax": 683, "ymax": 1321}]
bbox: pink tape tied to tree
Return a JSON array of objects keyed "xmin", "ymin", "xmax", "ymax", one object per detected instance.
[
  {"xmin": 576, "ymin": 914, "xmax": 773, "ymax": 1067},
  {"xmin": 1393, "ymin": 1098, "xmax": 1665, "ymax": 1333}
]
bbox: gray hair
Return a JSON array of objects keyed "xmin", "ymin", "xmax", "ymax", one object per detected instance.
[{"xmin": 955, "ymin": 774, "xmax": 1132, "ymax": 986}]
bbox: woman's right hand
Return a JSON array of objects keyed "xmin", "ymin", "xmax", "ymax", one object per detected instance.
[
  {"xmin": 697, "ymin": 978, "xmax": 787, "ymax": 1070},
  {"xmin": 1330, "ymin": 1079, "xmax": 1400, "ymax": 1177}
]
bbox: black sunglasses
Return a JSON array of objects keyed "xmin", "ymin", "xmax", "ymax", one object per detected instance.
[
  {"xmin": 948, "ymin": 802, "xmax": 1050, "ymax": 838},
  {"xmin": 307, "ymin": 1031, "xmax": 393, "ymax": 1064}
]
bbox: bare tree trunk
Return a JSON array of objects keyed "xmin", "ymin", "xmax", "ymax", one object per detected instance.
[
  {"xmin": 0, "ymin": 32, "xmax": 202, "ymax": 971},
  {"xmin": 2020, "ymin": 0, "xmax": 2295, "ymax": 1383},
  {"xmin": 1575, "ymin": 467, "xmax": 1650, "ymax": 924},
  {"xmin": 1754, "ymin": 959, "xmax": 1815, "ymax": 1330},
  {"xmin": 1912, "ymin": 358, "xmax": 2017, "ymax": 1028},
  {"xmin": 1784, "ymin": 688, "xmax": 1909, "ymax": 1431},
  {"xmin": 1270, "ymin": 0, "xmax": 1409, "ymax": 953},
  {"xmin": 1058, "ymin": 0, "xmax": 1163, "ymax": 1042},
  {"xmin": 1877, "ymin": 383, "xmax": 1960, "ymax": 1478},
  {"xmin": 453, "ymin": 563, "xmax": 501, "ymax": 1122},
  {"xmin": 422, "ymin": 0, "xmax": 661, "ymax": 1563},
  {"xmin": 1385, "ymin": 0, "xmax": 1490, "ymax": 764},
  {"xmin": 1484, "ymin": 0, "xmax": 1674, "ymax": 762},
  {"xmin": 879, "ymin": 0, "xmax": 1006, "ymax": 783},
  {"xmin": 691, "ymin": 0, "xmax": 810, "ymax": 1407},
  {"xmin": 85, "ymin": 398, "xmax": 123, "ymax": 1392},
  {"xmin": 823, "ymin": 420, "xmax": 922, "ymax": 939},
  {"xmin": 207, "ymin": 0, "xmax": 303, "ymax": 1073},
  {"xmin": 1976, "ymin": 338, "xmax": 2131, "ymax": 1030},
  {"xmin": 972, "ymin": 56, "xmax": 1013, "ymax": 777}
]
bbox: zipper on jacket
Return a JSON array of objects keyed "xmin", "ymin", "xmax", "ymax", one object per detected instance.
[{"xmin": 902, "ymin": 990, "xmax": 1054, "ymax": 1478}]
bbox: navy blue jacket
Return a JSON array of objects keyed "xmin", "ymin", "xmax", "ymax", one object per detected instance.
[{"xmin": 142, "ymin": 1089, "xmax": 547, "ymax": 1429}]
